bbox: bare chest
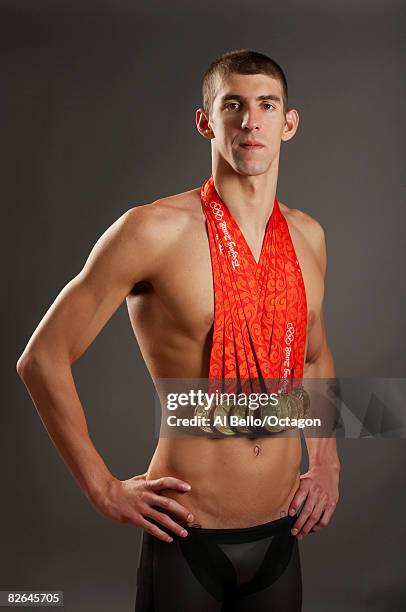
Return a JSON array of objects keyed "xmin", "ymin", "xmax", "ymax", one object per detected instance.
[{"xmin": 127, "ymin": 212, "xmax": 323, "ymax": 348}]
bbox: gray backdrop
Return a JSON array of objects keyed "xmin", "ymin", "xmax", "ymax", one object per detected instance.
[{"xmin": 2, "ymin": 1, "xmax": 405, "ymax": 610}]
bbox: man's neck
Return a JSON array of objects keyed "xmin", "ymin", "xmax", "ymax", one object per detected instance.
[{"xmin": 211, "ymin": 160, "xmax": 280, "ymax": 237}]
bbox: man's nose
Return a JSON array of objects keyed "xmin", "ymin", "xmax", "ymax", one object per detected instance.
[{"xmin": 241, "ymin": 110, "xmax": 261, "ymax": 131}]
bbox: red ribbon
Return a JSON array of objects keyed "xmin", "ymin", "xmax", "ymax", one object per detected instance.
[{"xmin": 201, "ymin": 176, "xmax": 307, "ymax": 395}]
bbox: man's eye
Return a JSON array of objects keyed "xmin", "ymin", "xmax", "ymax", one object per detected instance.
[
  {"xmin": 263, "ymin": 103, "xmax": 275, "ymax": 110},
  {"xmin": 225, "ymin": 102, "xmax": 240, "ymax": 110}
]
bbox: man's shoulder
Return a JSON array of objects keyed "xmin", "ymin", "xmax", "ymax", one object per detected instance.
[
  {"xmin": 280, "ymin": 201, "xmax": 327, "ymax": 273},
  {"xmin": 280, "ymin": 201, "xmax": 325, "ymax": 246},
  {"xmin": 121, "ymin": 187, "xmax": 202, "ymax": 245},
  {"xmin": 129, "ymin": 187, "xmax": 201, "ymax": 215}
]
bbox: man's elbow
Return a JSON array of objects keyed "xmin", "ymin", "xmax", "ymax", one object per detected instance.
[
  {"xmin": 16, "ymin": 346, "xmax": 56, "ymax": 383},
  {"xmin": 17, "ymin": 339, "xmax": 72, "ymax": 381},
  {"xmin": 16, "ymin": 350, "xmax": 40, "ymax": 381}
]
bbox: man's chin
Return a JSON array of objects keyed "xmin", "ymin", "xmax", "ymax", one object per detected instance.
[{"xmin": 232, "ymin": 161, "xmax": 269, "ymax": 177}]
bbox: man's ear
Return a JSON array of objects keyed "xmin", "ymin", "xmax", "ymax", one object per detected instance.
[
  {"xmin": 281, "ymin": 108, "xmax": 299, "ymax": 143},
  {"xmin": 196, "ymin": 108, "xmax": 214, "ymax": 139}
]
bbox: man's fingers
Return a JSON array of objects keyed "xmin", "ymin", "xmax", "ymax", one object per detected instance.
[
  {"xmin": 297, "ymin": 501, "xmax": 325, "ymax": 537},
  {"xmin": 288, "ymin": 494, "xmax": 307, "ymax": 517},
  {"xmin": 146, "ymin": 477, "xmax": 191, "ymax": 493},
  {"xmin": 145, "ymin": 508, "xmax": 189, "ymax": 539},
  {"xmin": 308, "ymin": 499, "xmax": 337, "ymax": 534},
  {"xmin": 146, "ymin": 493, "xmax": 194, "ymax": 523},
  {"xmin": 138, "ymin": 517, "xmax": 174, "ymax": 543},
  {"xmin": 288, "ymin": 484, "xmax": 310, "ymax": 517},
  {"xmin": 296, "ymin": 498, "xmax": 337, "ymax": 538},
  {"xmin": 315, "ymin": 502, "xmax": 336, "ymax": 528},
  {"xmin": 291, "ymin": 498, "xmax": 316, "ymax": 537}
]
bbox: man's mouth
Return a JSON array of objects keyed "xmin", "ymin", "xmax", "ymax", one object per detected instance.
[{"xmin": 239, "ymin": 141, "xmax": 265, "ymax": 150}]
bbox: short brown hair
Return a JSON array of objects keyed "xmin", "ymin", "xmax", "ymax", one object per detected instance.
[{"xmin": 202, "ymin": 49, "xmax": 288, "ymax": 117}]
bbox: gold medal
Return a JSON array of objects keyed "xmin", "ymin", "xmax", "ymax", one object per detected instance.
[
  {"xmin": 194, "ymin": 386, "xmax": 310, "ymax": 435},
  {"xmin": 212, "ymin": 402, "xmax": 235, "ymax": 435},
  {"xmin": 277, "ymin": 393, "xmax": 290, "ymax": 420},
  {"xmin": 287, "ymin": 393, "xmax": 301, "ymax": 419},
  {"xmin": 291, "ymin": 387, "xmax": 310, "ymax": 418},
  {"xmin": 194, "ymin": 401, "xmax": 215, "ymax": 433},
  {"xmin": 261, "ymin": 397, "xmax": 286, "ymax": 433},
  {"xmin": 230, "ymin": 403, "xmax": 253, "ymax": 433}
]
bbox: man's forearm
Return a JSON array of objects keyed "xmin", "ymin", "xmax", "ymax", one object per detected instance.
[
  {"xmin": 303, "ymin": 347, "xmax": 340, "ymax": 468},
  {"xmin": 17, "ymin": 351, "xmax": 114, "ymax": 502},
  {"xmin": 305, "ymin": 436, "xmax": 340, "ymax": 470}
]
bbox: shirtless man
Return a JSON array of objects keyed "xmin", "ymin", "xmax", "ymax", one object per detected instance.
[{"xmin": 17, "ymin": 50, "xmax": 340, "ymax": 611}]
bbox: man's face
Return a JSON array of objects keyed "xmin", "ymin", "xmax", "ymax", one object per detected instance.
[{"xmin": 207, "ymin": 73, "xmax": 288, "ymax": 176}]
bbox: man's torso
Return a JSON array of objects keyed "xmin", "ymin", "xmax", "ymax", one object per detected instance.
[{"xmin": 126, "ymin": 187, "xmax": 324, "ymax": 527}]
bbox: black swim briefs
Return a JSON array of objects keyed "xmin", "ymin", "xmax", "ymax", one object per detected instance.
[{"xmin": 134, "ymin": 513, "xmax": 302, "ymax": 611}]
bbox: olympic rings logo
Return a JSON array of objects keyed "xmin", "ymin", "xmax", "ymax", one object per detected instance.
[
  {"xmin": 210, "ymin": 201, "xmax": 224, "ymax": 221},
  {"xmin": 285, "ymin": 321, "xmax": 295, "ymax": 345}
]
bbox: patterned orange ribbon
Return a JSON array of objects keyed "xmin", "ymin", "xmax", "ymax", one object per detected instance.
[{"xmin": 201, "ymin": 176, "xmax": 307, "ymax": 396}]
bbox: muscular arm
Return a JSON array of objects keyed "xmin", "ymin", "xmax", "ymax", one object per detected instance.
[
  {"xmin": 304, "ymin": 309, "xmax": 340, "ymax": 466},
  {"xmin": 288, "ymin": 219, "xmax": 340, "ymax": 539},
  {"xmin": 16, "ymin": 206, "xmax": 159, "ymax": 500},
  {"xmin": 16, "ymin": 203, "xmax": 195, "ymax": 543},
  {"xmin": 303, "ymin": 221, "xmax": 340, "ymax": 467}
]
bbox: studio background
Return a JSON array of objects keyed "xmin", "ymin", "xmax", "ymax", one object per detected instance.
[{"xmin": 2, "ymin": 1, "xmax": 405, "ymax": 611}]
